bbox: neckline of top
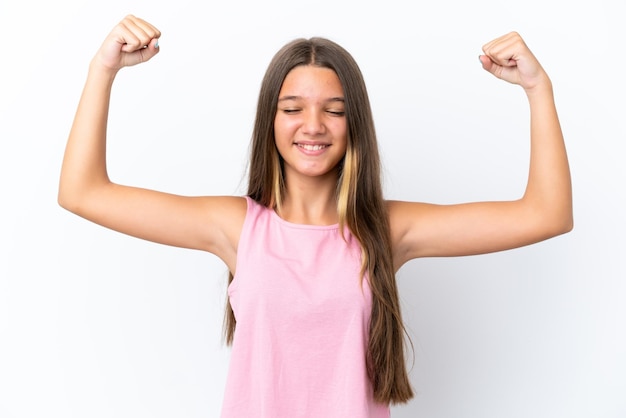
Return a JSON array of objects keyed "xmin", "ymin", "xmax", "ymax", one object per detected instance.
[{"xmin": 270, "ymin": 208, "xmax": 340, "ymax": 230}]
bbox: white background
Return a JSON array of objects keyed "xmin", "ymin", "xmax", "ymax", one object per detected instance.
[{"xmin": 1, "ymin": 0, "xmax": 624, "ymax": 417}]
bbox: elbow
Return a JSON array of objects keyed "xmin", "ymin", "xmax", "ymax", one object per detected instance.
[
  {"xmin": 523, "ymin": 193, "xmax": 573, "ymax": 240},
  {"xmin": 562, "ymin": 216, "xmax": 574, "ymax": 236},
  {"xmin": 57, "ymin": 186, "xmax": 78, "ymax": 214},
  {"xmin": 523, "ymin": 201, "xmax": 573, "ymax": 243},
  {"xmin": 57, "ymin": 172, "xmax": 108, "ymax": 215},
  {"xmin": 58, "ymin": 178, "xmax": 112, "ymax": 219},
  {"xmin": 553, "ymin": 217, "xmax": 573, "ymax": 238},
  {"xmin": 529, "ymin": 217, "xmax": 572, "ymax": 246},
  {"xmin": 58, "ymin": 169, "xmax": 77, "ymax": 213},
  {"xmin": 57, "ymin": 180, "xmax": 89, "ymax": 215},
  {"xmin": 558, "ymin": 201, "xmax": 574, "ymax": 235},
  {"xmin": 544, "ymin": 207, "xmax": 574, "ymax": 239},
  {"xmin": 563, "ymin": 213, "xmax": 574, "ymax": 234}
]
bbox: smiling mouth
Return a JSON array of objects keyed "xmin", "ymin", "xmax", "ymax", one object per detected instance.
[{"xmin": 296, "ymin": 144, "xmax": 329, "ymax": 151}]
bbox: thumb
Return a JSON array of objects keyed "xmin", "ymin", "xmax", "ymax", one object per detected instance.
[
  {"xmin": 478, "ymin": 54, "xmax": 519, "ymax": 85},
  {"xmin": 478, "ymin": 54, "xmax": 498, "ymax": 77},
  {"xmin": 123, "ymin": 37, "xmax": 160, "ymax": 67}
]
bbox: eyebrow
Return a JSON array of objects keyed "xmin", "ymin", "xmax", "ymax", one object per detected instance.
[{"xmin": 277, "ymin": 95, "xmax": 345, "ymax": 103}]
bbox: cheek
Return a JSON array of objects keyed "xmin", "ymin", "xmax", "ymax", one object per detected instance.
[
  {"xmin": 334, "ymin": 123, "xmax": 348, "ymax": 147},
  {"xmin": 272, "ymin": 117, "xmax": 285, "ymax": 143},
  {"xmin": 273, "ymin": 126, "xmax": 288, "ymax": 148},
  {"xmin": 273, "ymin": 116, "xmax": 296, "ymax": 140}
]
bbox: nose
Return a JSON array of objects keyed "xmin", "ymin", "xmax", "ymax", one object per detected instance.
[{"xmin": 302, "ymin": 109, "xmax": 325, "ymax": 135}]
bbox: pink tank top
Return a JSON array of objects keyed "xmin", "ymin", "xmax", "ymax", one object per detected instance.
[{"xmin": 220, "ymin": 196, "xmax": 390, "ymax": 417}]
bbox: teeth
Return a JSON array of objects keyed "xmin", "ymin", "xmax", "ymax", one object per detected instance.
[{"xmin": 298, "ymin": 144, "xmax": 327, "ymax": 151}]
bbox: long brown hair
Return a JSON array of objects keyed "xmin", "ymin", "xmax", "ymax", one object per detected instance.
[{"xmin": 224, "ymin": 37, "xmax": 413, "ymax": 404}]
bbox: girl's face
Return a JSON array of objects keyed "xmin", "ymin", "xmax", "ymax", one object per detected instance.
[{"xmin": 274, "ymin": 65, "xmax": 348, "ymax": 182}]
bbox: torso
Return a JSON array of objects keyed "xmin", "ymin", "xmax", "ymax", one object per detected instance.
[{"xmin": 220, "ymin": 196, "xmax": 390, "ymax": 417}]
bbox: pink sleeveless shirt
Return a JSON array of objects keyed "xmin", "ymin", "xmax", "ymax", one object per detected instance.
[{"xmin": 220, "ymin": 197, "xmax": 390, "ymax": 417}]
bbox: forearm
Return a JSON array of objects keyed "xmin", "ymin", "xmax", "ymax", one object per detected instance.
[
  {"xmin": 58, "ymin": 63, "xmax": 118, "ymax": 212},
  {"xmin": 523, "ymin": 82, "xmax": 573, "ymax": 234}
]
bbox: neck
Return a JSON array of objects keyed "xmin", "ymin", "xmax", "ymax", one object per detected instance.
[{"xmin": 278, "ymin": 171, "xmax": 339, "ymax": 225}]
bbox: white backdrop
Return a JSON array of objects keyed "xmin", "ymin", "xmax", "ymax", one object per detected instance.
[{"xmin": 1, "ymin": 1, "xmax": 624, "ymax": 417}]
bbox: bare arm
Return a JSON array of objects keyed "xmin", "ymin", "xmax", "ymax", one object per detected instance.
[
  {"xmin": 390, "ymin": 32, "xmax": 573, "ymax": 269},
  {"xmin": 58, "ymin": 15, "xmax": 245, "ymax": 272}
]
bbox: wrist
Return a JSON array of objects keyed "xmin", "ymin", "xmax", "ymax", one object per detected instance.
[
  {"xmin": 523, "ymin": 75, "xmax": 553, "ymax": 100},
  {"xmin": 88, "ymin": 56, "xmax": 120, "ymax": 81}
]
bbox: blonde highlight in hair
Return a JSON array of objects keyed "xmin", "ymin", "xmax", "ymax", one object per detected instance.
[
  {"xmin": 336, "ymin": 139, "xmax": 357, "ymax": 235},
  {"xmin": 224, "ymin": 36, "xmax": 414, "ymax": 404},
  {"xmin": 271, "ymin": 150, "xmax": 284, "ymax": 212}
]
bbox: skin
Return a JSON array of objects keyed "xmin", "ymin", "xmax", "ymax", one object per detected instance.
[
  {"xmin": 58, "ymin": 15, "xmax": 573, "ymax": 276},
  {"xmin": 274, "ymin": 65, "xmax": 348, "ymax": 225}
]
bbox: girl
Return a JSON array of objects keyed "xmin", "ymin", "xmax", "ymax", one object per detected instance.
[{"xmin": 58, "ymin": 15, "xmax": 572, "ymax": 418}]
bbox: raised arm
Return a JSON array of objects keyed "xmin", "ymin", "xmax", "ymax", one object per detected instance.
[
  {"xmin": 58, "ymin": 15, "xmax": 245, "ymax": 272},
  {"xmin": 389, "ymin": 32, "xmax": 573, "ymax": 269}
]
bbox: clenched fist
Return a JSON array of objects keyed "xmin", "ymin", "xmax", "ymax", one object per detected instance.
[
  {"xmin": 479, "ymin": 32, "xmax": 551, "ymax": 94},
  {"xmin": 92, "ymin": 15, "xmax": 161, "ymax": 73}
]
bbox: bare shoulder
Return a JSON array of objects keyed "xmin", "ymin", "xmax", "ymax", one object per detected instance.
[
  {"xmin": 386, "ymin": 199, "xmax": 433, "ymax": 229},
  {"xmin": 386, "ymin": 199, "xmax": 429, "ymax": 215},
  {"xmin": 204, "ymin": 195, "xmax": 248, "ymax": 221},
  {"xmin": 186, "ymin": 195, "xmax": 247, "ymax": 273},
  {"xmin": 200, "ymin": 195, "xmax": 248, "ymax": 251},
  {"xmin": 386, "ymin": 199, "xmax": 433, "ymax": 243},
  {"xmin": 386, "ymin": 200, "xmax": 429, "ymax": 267}
]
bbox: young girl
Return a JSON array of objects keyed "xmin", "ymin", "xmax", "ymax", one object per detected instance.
[{"xmin": 58, "ymin": 15, "xmax": 572, "ymax": 418}]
